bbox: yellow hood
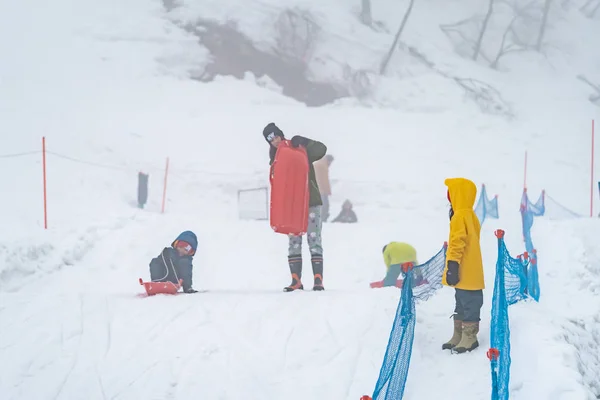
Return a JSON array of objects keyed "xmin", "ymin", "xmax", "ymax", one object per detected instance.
[{"xmin": 445, "ymin": 178, "xmax": 477, "ymax": 210}]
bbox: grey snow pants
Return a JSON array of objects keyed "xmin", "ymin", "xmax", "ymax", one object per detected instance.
[
  {"xmin": 454, "ymin": 288, "xmax": 484, "ymax": 322},
  {"xmin": 288, "ymin": 206, "xmax": 323, "ymax": 257}
]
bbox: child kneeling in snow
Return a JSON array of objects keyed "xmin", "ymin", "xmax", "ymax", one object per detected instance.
[
  {"xmin": 331, "ymin": 200, "xmax": 358, "ymax": 223},
  {"xmin": 149, "ymin": 230, "xmax": 198, "ymax": 293},
  {"xmin": 370, "ymin": 242, "xmax": 424, "ymax": 288}
]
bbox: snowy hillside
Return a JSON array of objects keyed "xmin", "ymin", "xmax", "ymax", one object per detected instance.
[{"xmin": 1, "ymin": 0, "xmax": 599, "ymax": 399}]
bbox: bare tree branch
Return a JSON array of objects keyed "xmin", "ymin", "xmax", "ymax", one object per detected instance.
[
  {"xmin": 473, "ymin": 0, "xmax": 495, "ymax": 60},
  {"xmin": 510, "ymin": 24, "xmax": 530, "ymax": 48},
  {"xmin": 577, "ymin": 74, "xmax": 600, "ymax": 105},
  {"xmin": 391, "ymin": 42, "xmax": 515, "ymax": 118},
  {"xmin": 581, "ymin": 0, "xmax": 600, "ymax": 17},
  {"xmin": 489, "ymin": 0, "xmax": 549, "ymax": 70},
  {"xmin": 577, "ymin": 74, "xmax": 600, "ymax": 91},
  {"xmin": 273, "ymin": 8, "xmax": 321, "ymax": 67},
  {"xmin": 522, "ymin": 0, "xmax": 543, "ymax": 13},
  {"xmin": 440, "ymin": 18, "xmax": 481, "ymax": 60},
  {"xmin": 380, "ymin": 0, "xmax": 416, "ymax": 75},
  {"xmin": 536, "ymin": 0, "xmax": 552, "ymax": 51},
  {"xmin": 441, "ymin": 0, "xmax": 542, "ymax": 65},
  {"xmin": 580, "ymin": 0, "xmax": 593, "ymax": 12},
  {"xmin": 490, "ymin": 15, "xmax": 518, "ymax": 69},
  {"xmin": 441, "ymin": 16, "xmax": 480, "ymax": 29},
  {"xmin": 454, "ymin": 77, "xmax": 514, "ymax": 117},
  {"xmin": 343, "ymin": 66, "xmax": 374, "ymax": 98},
  {"xmin": 441, "ymin": 25, "xmax": 477, "ymax": 45},
  {"xmin": 407, "ymin": 46, "xmax": 435, "ymax": 68},
  {"xmin": 591, "ymin": 0, "xmax": 600, "ymax": 16},
  {"xmin": 360, "ymin": 0, "xmax": 373, "ymax": 26}
]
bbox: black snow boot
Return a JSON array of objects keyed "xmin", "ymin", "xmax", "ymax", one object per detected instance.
[
  {"xmin": 284, "ymin": 255, "xmax": 303, "ymax": 292},
  {"xmin": 311, "ymin": 255, "xmax": 324, "ymax": 291}
]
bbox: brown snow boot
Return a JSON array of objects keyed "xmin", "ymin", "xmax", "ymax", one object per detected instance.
[
  {"xmin": 442, "ymin": 317, "xmax": 463, "ymax": 350},
  {"xmin": 284, "ymin": 255, "xmax": 304, "ymax": 292},
  {"xmin": 453, "ymin": 322, "xmax": 480, "ymax": 354}
]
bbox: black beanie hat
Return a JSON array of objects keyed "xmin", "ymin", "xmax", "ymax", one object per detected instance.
[{"xmin": 263, "ymin": 122, "xmax": 285, "ymax": 144}]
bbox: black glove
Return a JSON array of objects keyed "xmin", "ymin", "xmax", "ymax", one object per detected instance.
[
  {"xmin": 184, "ymin": 287, "xmax": 198, "ymax": 293},
  {"xmin": 291, "ymin": 135, "xmax": 309, "ymax": 148},
  {"xmin": 446, "ymin": 260, "xmax": 460, "ymax": 286}
]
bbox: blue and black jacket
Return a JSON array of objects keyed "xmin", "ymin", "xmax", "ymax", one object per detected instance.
[{"xmin": 149, "ymin": 231, "xmax": 198, "ymax": 292}]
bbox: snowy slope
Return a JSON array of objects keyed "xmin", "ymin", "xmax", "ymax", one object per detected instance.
[
  {"xmin": 507, "ymin": 219, "xmax": 600, "ymax": 399},
  {"xmin": 1, "ymin": 0, "xmax": 599, "ymax": 399}
]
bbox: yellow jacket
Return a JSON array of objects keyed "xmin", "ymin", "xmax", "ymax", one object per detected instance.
[
  {"xmin": 442, "ymin": 178, "xmax": 485, "ymax": 290},
  {"xmin": 383, "ymin": 242, "xmax": 418, "ymax": 269}
]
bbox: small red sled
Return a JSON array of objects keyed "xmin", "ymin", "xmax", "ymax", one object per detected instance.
[
  {"xmin": 369, "ymin": 278, "xmax": 430, "ymax": 289},
  {"xmin": 370, "ymin": 279, "xmax": 404, "ymax": 288},
  {"xmin": 139, "ymin": 278, "xmax": 182, "ymax": 296}
]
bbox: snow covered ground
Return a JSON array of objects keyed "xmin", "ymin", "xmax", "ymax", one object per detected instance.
[{"xmin": 1, "ymin": 0, "xmax": 599, "ymax": 399}]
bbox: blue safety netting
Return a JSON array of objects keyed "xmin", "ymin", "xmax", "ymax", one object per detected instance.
[
  {"xmin": 371, "ymin": 245, "xmax": 447, "ymax": 400},
  {"xmin": 526, "ymin": 255, "xmax": 540, "ymax": 301},
  {"xmin": 489, "ymin": 186, "xmax": 587, "ymax": 400},
  {"xmin": 489, "ymin": 231, "xmax": 529, "ymax": 400},
  {"xmin": 520, "ymin": 189, "xmax": 544, "ymax": 254},
  {"xmin": 475, "ymin": 184, "xmax": 499, "ymax": 226},
  {"xmin": 519, "ymin": 189, "xmax": 544, "ymax": 301},
  {"xmin": 520, "ymin": 188, "xmax": 584, "ymax": 302}
]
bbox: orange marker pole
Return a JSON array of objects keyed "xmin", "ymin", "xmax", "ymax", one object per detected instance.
[{"xmin": 523, "ymin": 150, "xmax": 528, "ymax": 190}]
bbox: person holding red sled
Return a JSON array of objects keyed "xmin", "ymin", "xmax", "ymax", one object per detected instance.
[
  {"xmin": 148, "ymin": 230, "xmax": 198, "ymax": 293},
  {"xmin": 263, "ymin": 122, "xmax": 327, "ymax": 292}
]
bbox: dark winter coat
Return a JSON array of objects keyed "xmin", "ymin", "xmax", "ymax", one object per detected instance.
[
  {"xmin": 331, "ymin": 200, "xmax": 357, "ymax": 223},
  {"xmin": 149, "ymin": 231, "xmax": 198, "ymax": 292},
  {"xmin": 332, "ymin": 209, "xmax": 357, "ymax": 223},
  {"xmin": 269, "ymin": 138, "xmax": 327, "ymax": 207}
]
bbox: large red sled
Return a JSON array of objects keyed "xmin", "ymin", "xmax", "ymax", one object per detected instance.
[
  {"xmin": 269, "ymin": 140, "xmax": 310, "ymax": 235},
  {"xmin": 139, "ymin": 278, "xmax": 182, "ymax": 295}
]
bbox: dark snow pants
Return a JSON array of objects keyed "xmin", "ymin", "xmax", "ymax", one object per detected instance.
[
  {"xmin": 454, "ymin": 288, "xmax": 483, "ymax": 322},
  {"xmin": 288, "ymin": 206, "xmax": 323, "ymax": 256},
  {"xmin": 383, "ymin": 264, "xmax": 424, "ymax": 287}
]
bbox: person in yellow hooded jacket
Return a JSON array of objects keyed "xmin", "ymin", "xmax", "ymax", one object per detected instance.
[
  {"xmin": 370, "ymin": 242, "xmax": 424, "ymax": 288},
  {"xmin": 441, "ymin": 177, "xmax": 485, "ymax": 354}
]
